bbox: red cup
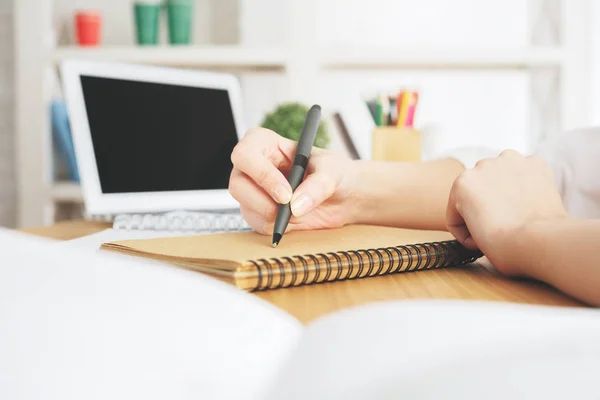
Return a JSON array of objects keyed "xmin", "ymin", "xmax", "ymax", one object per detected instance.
[{"xmin": 75, "ymin": 11, "xmax": 102, "ymax": 46}]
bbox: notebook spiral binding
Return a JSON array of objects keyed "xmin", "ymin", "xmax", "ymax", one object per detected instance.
[
  {"xmin": 247, "ymin": 240, "xmax": 482, "ymax": 291},
  {"xmin": 113, "ymin": 210, "xmax": 252, "ymax": 233}
]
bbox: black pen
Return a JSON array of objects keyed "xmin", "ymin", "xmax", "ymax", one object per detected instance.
[{"xmin": 272, "ymin": 104, "xmax": 321, "ymax": 247}]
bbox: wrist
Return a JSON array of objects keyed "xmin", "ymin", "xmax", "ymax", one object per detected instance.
[
  {"xmin": 505, "ymin": 215, "xmax": 572, "ymax": 278},
  {"xmin": 343, "ymin": 160, "xmax": 370, "ymax": 225},
  {"xmin": 346, "ymin": 160, "xmax": 411, "ymax": 226},
  {"xmin": 344, "ymin": 158, "xmax": 464, "ymax": 230}
]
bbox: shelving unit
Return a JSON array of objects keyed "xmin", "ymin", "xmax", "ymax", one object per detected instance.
[
  {"xmin": 322, "ymin": 47, "xmax": 566, "ymax": 70},
  {"xmin": 14, "ymin": 0, "xmax": 592, "ymax": 228},
  {"xmin": 46, "ymin": 45, "xmax": 569, "ymax": 207},
  {"xmin": 53, "ymin": 45, "xmax": 289, "ymax": 70},
  {"xmin": 52, "ymin": 45, "xmax": 566, "ymax": 70}
]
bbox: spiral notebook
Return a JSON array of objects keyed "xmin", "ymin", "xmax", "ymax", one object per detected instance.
[{"xmin": 101, "ymin": 225, "xmax": 482, "ymax": 291}]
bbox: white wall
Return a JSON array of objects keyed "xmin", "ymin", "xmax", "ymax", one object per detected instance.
[
  {"xmin": 0, "ymin": 0, "xmax": 15, "ymax": 227},
  {"xmin": 7, "ymin": 0, "xmax": 594, "ymax": 228},
  {"xmin": 49, "ymin": 0, "xmax": 561, "ymax": 157},
  {"xmin": 590, "ymin": 0, "xmax": 600, "ymax": 126},
  {"xmin": 316, "ymin": 0, "xmax": 529, "ymax": 48},
  {"xmin": 239, "ymin": 0, "xmax": 538, "ymax": 157}
]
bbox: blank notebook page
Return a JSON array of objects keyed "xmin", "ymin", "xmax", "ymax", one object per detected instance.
[{"xmin": 104, "ymin": 225, "xmax": 454, "ymax": 270}]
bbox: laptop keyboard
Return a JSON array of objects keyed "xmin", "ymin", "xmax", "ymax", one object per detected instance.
[{"xmin": 112, "ymin": 210, "xmax": 252, "ymax": 233}]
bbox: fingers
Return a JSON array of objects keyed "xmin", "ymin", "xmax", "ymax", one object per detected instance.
[
  {"xmin": 446, "ymin": 194, "xmax": 473, "ymax": 248},
  {"xmin": 229, "ymin": 169, "xmax": 278, "ymax": 220},
  {"xmin": 446, "ymin": 173, "xmax": 479, "ymax": 250},
  {"xmin": 499, "ymin": 149, "xmax": 521, "ymax": 158},
  {"xmin": 275, "ymin": 134, "xmax": 300, "ymax": 162},
  {"xmin": 290, "ymin": 171, "xmax": 337, "ymax": 217},
  {"xmin": 446, "ymin": 213, "xmax": 478, "ymax": 250},
  {"xmin": 287, "ymin": 153, "xmax": 342, "ymax": 218},
  {"xmin": 231, "ymin": 128, "xmax": 295, "ymax": 204},
  {"xmin": 475, "ymin": 150, "xmax": 521, "ymax": 169},
  {"xmin": 231, "ymin": 146, "xmax": 291, "ymax": 204},
  {"xmin": 240, "ymin": 207, "xmax": 299, "ymax": 236},
  {"xmin": 230, "ymin": 127, "xmax": 343, "ymax": 234},
  {"xmin": 240, "ymin": 208, "xmax": 274, "ymax": 235}
]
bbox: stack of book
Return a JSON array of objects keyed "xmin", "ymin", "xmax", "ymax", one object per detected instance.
[{"xmin": 51, "ymin": 100, "xmax": 79, "ymax": 183}]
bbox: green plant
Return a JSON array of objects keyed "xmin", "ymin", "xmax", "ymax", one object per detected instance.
[{"xmin": 261, "ymin": 102, "xmax": 330, "ymax": 149}]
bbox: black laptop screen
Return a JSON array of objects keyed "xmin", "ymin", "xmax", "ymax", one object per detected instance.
[{"xmin": 80, "ymin": 75, "xmax": 238, "ymax": 194}]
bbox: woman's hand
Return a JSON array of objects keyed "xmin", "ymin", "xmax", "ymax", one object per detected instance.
[
  {"xmin": 446, "ymin": 150, "xmax": 569, "ymax": 276},
  {"xmin": 229, "ymin": 128, "xmax": 360, "ymax": 234}
]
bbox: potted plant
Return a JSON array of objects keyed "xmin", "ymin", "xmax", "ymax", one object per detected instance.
[{"xmin": 261, "ymin": 102, "xmax": 330, "ymax": 149}]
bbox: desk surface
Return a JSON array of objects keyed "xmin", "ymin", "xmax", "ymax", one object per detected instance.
[{"xmin": 21, "ymin": 220, "xmax": 584, "ymax": 323}]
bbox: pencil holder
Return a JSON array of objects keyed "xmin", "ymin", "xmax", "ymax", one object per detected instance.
[{"xmin": 372, "ymin": 127, "xmax": 421, "ymax": 162}]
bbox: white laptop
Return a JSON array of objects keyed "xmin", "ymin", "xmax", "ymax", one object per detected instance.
[{"xmin": 61, "ymin": 60, "xmax": 250, "ymax": 233}]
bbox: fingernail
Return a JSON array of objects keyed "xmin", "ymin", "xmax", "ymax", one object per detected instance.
[
  {"xmin": 273, "ymin": 184, "xmax": 292, "ymax": 204},
  {"xmin": 291, "ymin": 194, "xmax": 313, "ymax": 217}
]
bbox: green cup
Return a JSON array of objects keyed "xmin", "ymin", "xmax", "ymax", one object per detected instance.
[
  {"xmin": 166, "ymin": 0, "xmax": 193, "ymax": 45},
  {"xmin": 134, "ymin": 2, "xmax": 160, "ymax": 45}
]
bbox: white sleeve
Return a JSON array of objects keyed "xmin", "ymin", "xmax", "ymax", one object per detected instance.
[
  {"xmin": 439, "ymin": 127, "xmax": 600, "ymax": 219},
  {"xmin": 535, "ymin": 127, "xmax": 600, "ymax": 219}
]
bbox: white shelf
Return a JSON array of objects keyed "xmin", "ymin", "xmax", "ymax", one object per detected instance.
[
  {"xmin": 53, "ymin": 45, "xmax": 289, "ymax": 70},
  {"xmin": 51, "ymin": 182, "xmax": 83, "ymax": 202},
  {"xmin": 322, "ymin": 47, "xmax": 566, "ymax": 69},
  {"xmin": 51, "ymin": 46, "xmax": 564, "ymax": 71}
]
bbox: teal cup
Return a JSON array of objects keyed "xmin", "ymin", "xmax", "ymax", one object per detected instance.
[
  {"xmin": 134, "ymin": 2, "xmax": 160, "ymax": 45},
  {"xmin": 166, "ymin": 0, "xmax": 193, "ymax": 45}
]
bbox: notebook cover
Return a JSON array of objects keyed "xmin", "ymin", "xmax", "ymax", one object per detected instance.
[{"xmin": 102, "ymin": 225, "xmax": 482, "ymax": 291}]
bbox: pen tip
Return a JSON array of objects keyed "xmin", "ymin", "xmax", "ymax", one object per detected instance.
[
  {"xmin": 311, "ymin": 104, "xmax": 321, "ymax": 112},
  {"xmin": 272, "ymin": 233, "xmax": 282, "ymax": 248}
]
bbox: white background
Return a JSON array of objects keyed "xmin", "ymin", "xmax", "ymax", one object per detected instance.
[
  {"xmin": 50, "ymin": 0, "xmax": 535, "ymax": 155},
  {"xmin": 241, "ymin": 0, "xmax": 534, "ymax": 156},
  {"xmin": 3, "ymin": 0, "xmax": 600, "ymax": 227}
]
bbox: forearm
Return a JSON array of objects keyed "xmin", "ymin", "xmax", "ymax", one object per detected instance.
[
  {"xmin": 518, "ymin": 219, "xmax": 600, "ymax": 306},
  {"xmin": 352, "ymin": 158, "xmax": 464, "ymax": 231}
]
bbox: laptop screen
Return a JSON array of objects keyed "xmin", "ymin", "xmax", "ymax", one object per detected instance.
[{"xmin": 80, "ymin": 75, "xmax": 238, "ymax": 194}]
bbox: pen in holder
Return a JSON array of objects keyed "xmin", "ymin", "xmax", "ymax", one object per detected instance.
[{"xmin": 372, "ymin": 127, "xmax": 421, "ymax": 162}]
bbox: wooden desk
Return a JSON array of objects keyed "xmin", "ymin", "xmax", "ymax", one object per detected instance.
[{"xmin": 21, "ymin": 220, "xmax": 584, "ymax": 323}]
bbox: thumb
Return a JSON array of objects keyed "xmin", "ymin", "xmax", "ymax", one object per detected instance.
[
  {"xmin": 446, "ymin": 187, "xmax": 478, "ymax": 250},
  {"xmin": 290, "ymin": 172, "xmax": 337, "ymax": 217}
]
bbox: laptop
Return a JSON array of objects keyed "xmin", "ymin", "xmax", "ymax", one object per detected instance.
[{"xmin": 61, "ymin": 60, "xmax": 250, "ymax": 233}]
